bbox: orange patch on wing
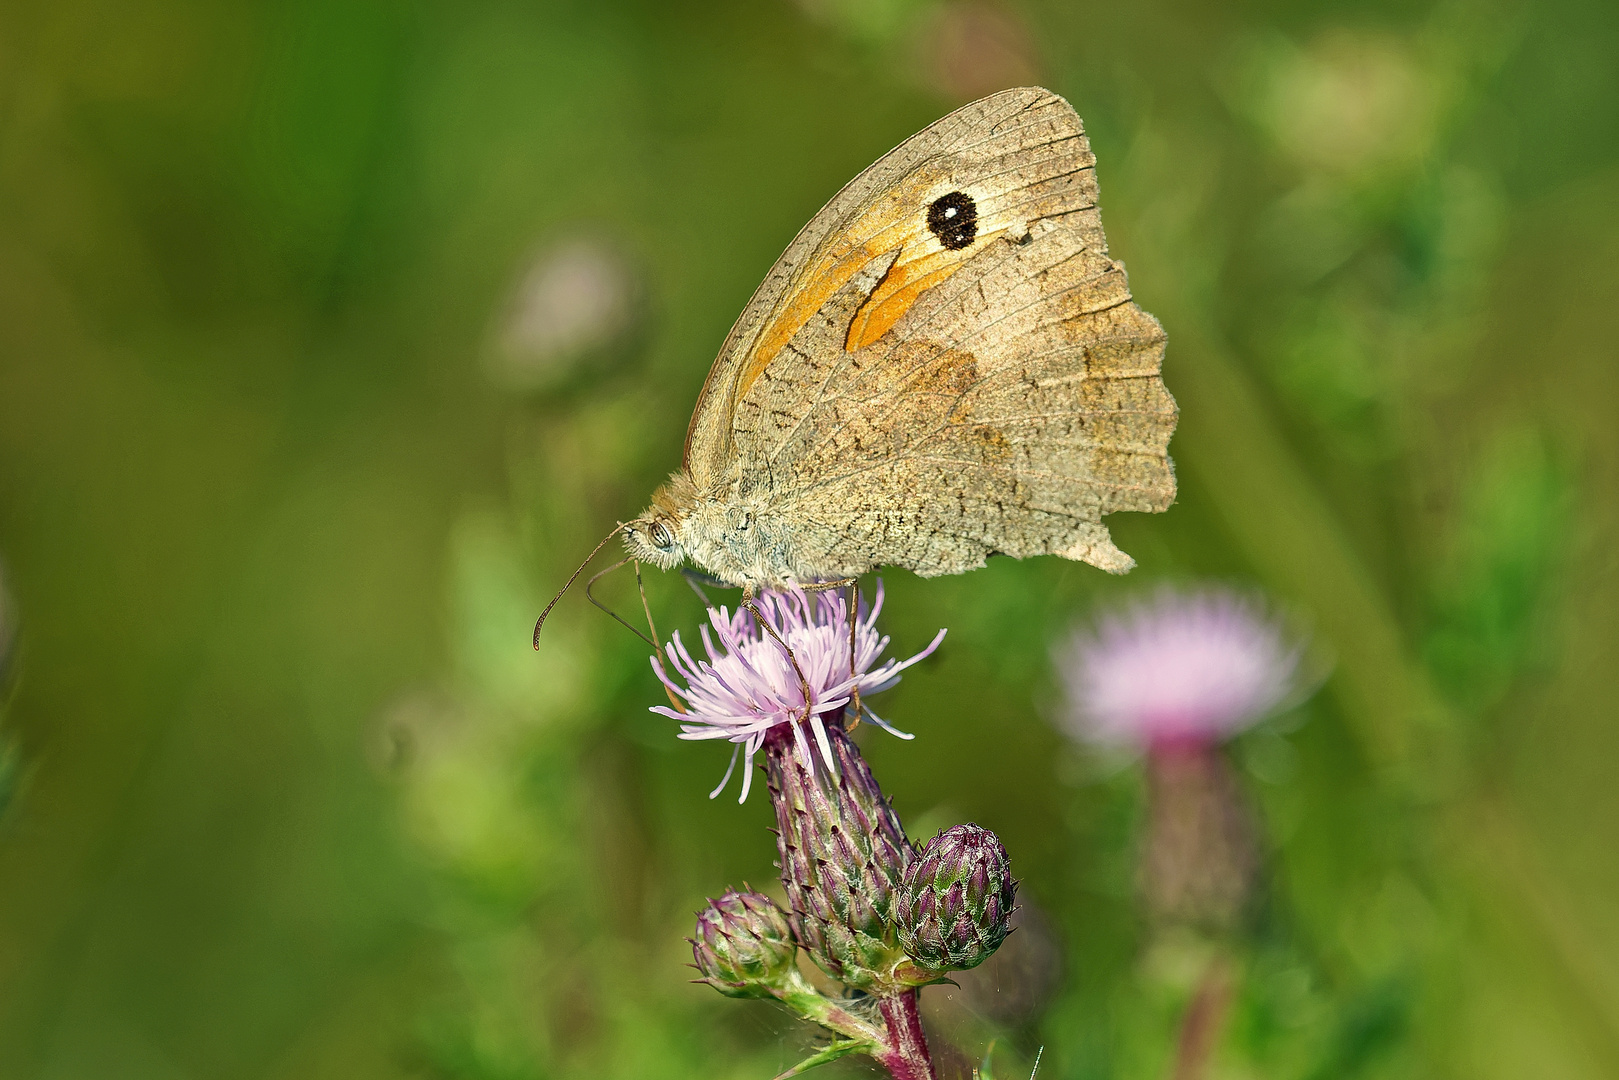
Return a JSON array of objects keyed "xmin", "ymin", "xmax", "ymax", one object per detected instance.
[
  {"xmin": 734, "ymin": 242, "xmax": 877, "ymax": 406},
  {"xmin": 729, "ymin": 167, "xmax": 995, "ymax": 407},
  {"xmin": 845, "ymin": 248, "xmax": 966, "ymax": 352}
]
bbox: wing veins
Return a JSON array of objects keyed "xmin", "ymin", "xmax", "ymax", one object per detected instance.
[
  {"xmin": 948, "ymin": 111, "xmax": 1083, "ymax": 159},
  {"xmin": 801, "ymin": 151, "xmax": 1092, "ymax": 279},
  {"xmin": 786, "ymin": 429, "xmax": 1169, "ymax": 498},
  {"xmin": 763, "ymin": 242, "xmax": 1123, "ymax": 466}
]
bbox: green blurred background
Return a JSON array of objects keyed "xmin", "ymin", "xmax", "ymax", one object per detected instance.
[{"xmin": 2, "ymin": 0, "xmax": 1617, "ymax": 1076}]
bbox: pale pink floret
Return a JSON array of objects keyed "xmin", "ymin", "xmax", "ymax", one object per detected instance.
[
  {"xmin": 1055, "ymin": 587, "xmax": 1303, "ymax": 750},
  {"xmin": 652, "ymin": 583, "xmax": 946, "ymax": 802}
]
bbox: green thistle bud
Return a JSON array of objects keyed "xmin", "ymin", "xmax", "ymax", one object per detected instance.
[
  {"xmin": 691, "ymin": 889, "xmax": 798, "ymax": 999},
  {"xmin": 895, "ymin": 823, "xmax": 1016, "ymax": 974}
]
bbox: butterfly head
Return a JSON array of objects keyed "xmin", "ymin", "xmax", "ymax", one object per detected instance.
[
  {"xmin": 623, "ymin": 515, "xmax": 684, "ymax": 570},
  {"xmin": 623, "ymin": 471, "xmax": 700, "ymax": 570}
]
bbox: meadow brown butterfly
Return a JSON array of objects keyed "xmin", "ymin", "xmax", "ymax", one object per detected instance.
[{"xmin": 542, "ymin": 87, "xmax": 1176, "ymax": 637}]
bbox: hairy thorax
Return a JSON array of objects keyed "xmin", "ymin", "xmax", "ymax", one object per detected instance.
[{"xmin": 627, "ymin": 470, "xmax": 830, "ymax": 589}]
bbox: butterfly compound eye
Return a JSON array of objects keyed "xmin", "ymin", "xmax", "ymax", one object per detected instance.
[
  {"xmin": 649, "ymin": 522, "xmax": 673, "ymax": 549},
  {"xmin": 927, "ymin": 191, "xmax": 978, "ymax": 250}
]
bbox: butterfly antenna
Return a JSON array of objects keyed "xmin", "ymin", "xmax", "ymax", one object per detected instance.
[
  {"xmin": 585, "ymin": 558, "xmax": 658, "ymax": 649},
  {"xmin": 532, "ymin": 522, "xmax": 629, "ymax": 649}
]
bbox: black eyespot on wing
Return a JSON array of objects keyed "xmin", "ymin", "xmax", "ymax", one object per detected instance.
[{"xmin": 927, "ymin": 191, "xmax": 978, "ymax": 251}]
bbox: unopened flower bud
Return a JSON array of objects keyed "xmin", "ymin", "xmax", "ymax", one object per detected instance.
[
  {"xmin": 767, "ymin": 725, "xmax": 914, "ymax": 992},
  {"xmin": 691, "ymin": 889, "xmax": 798, "ymax": 999},
  {"xmin": 895, "ymin": 823, "xmax": 1016, "ymax": 975}
]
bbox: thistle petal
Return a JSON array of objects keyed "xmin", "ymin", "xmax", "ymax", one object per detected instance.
[{"xmin": 648, "ymin": 583, "xmax": 944, "ymax": 800}]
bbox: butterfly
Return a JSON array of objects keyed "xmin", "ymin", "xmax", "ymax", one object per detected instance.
[
  {"xmin": 536, "ymin": 86, "xmax": 1176, "ymax": 662},
  {"xmin": 619, "ymin": 86, "xmax": 1176, "ymax": 595}
]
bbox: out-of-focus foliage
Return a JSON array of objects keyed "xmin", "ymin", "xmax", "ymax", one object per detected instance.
[{"xmin": 1, "ymin": 1, "xmax": 1617, "ymax": 1078}]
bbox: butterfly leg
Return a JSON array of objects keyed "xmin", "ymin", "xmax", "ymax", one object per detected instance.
[
  {"xmin": 847, "ymin": 579, "xmax": 861, "ymax": 730},
  {"xmin": 802, "ymin": 577, "xmax": 861, "ymax": 730},
  {"xmin": 742, "ymin": 586, "xmax": 815, "ymax": 726},
  {"xmin": 680, "ymin": 567, "xmax": 730, "ymax": 608}
]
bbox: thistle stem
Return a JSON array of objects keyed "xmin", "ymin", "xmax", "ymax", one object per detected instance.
[
  {"xmin": 874, "ymin": 990, "xmax": 936, "ymax": 1080},
  {"xmin": 772, "ymin": 969, "xmax": 885, "ymax": 1048}
]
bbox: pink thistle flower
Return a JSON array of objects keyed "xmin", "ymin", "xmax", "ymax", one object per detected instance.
[
  {"xmin": 1054, "ymin": 586, "xmax": 1304, "ymax": 751},
  {"xmin": 652, "ymin": 582, "xmax": 946, "ymax": 803}
]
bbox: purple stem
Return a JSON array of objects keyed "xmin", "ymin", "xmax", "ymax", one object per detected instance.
[{"xmin": 874, "ymin": 990, "xmax": 936, "ymax": 1080}]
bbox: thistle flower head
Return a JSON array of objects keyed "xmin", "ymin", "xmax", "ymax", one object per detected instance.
[
  {"xmin": 1055, "ymin": 586, "xmax": 1304, "ymax": 750},
  {"xmin": 652, "ymin": 583, "xmax": 945, "ymax": 801}
]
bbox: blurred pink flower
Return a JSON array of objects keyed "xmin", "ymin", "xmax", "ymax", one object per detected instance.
[
  {"xmin": 1054, "ymin": 587, "xmax": 1304, "ymax": 750},
  {"xmin": 652, "ymin": 583, "xmax": 945, "ymax": 802}
]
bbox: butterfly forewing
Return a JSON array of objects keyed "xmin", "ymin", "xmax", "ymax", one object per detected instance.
[{"xmin": 684, "ymin": 88, "xmax": 1101, "ymax": 483}]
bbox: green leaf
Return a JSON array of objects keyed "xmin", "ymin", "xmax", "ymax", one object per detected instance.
[{"xmin": 771, "ymin": 1039, "xmax": 870, "ymax": 1078}]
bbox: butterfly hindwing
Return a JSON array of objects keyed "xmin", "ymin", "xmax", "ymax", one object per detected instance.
[{"xmin": 738, "ymin": 216, "xmax": 1173, "ymax": 579}]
